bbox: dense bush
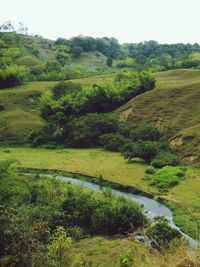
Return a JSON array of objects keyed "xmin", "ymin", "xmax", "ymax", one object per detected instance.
[
  {"xmin": 41, "ymin": 71, "xmax": 155, "ymax": 120},
  {"xmin": 52, "ymin": 81, "xmax": 82, "ymax": 100},
  {"xmin": 61, "ymin": 186, "xmax": 147, "ymax": 235},
  {"xmin": 146, "ymin": 217, "xmax": 183, "ymax": 250},
  {"xmin": 151, "ymin": 151, "xmax": 180, "ymax": 168},
  {"xmin": 0, "ymin": 65, "xmax": 29, "ymax": 88},
  {"xmin": 150, "ymin": 166, "xmax": 185, "ymax": 189},
  {"xmin": 130, "ymin": 124, "xmax": 161, "ymax": 141},
  {"xmin": 100, "ymin": 133, "xmax": 128, "ymax": 151},
  {"xmin": 145, "ymin": 166, "xmax": 156, "ymax": 174},
  {"xmin": 122, "ymin": 140, "xmax": 160, "ymax": 163},
  {"xmin": 65, "ymin": 113, "xmax": 119, "ymax": 147},
  {"xmin": 0, "ymin": 161, "xmax": 147, "ymax": 265}
]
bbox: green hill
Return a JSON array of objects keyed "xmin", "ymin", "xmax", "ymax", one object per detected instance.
[
  {"xmin": 0, "ymin": 74, "xmax": 115, "ymax": 145},
  {"xmin": 118, "ymin": 69, "xmax": 200, "ymax": 164}
]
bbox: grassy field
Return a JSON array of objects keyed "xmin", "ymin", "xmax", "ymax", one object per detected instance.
[
  {"xmin": 0, "ymin": 146, "xmax": 199, "ymax": 238},
  {"xmin": 0, "ymin": 147, "xmax": 148, "ymax": 190},
  {"xmin": 118, "ymin": 69, "xmax": 200, "ymax": 164},
  {"xmin": 72, "ymin": 236, "xmax": 197, "ymax": 267}
]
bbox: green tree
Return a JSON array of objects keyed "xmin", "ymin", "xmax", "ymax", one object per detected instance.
[
  {"xmin": 106, "ymin": 57, "xmax": 113, "ymax": 67},
  {"xmin": 72, "ymin": 46, "xmax": 83, "ymax": 58},
  {"xmin": 47, "ymin": 227, "xmax": 72, "ymax": 267}
]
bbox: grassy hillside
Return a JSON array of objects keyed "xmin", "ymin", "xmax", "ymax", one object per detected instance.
[
  {"xmin": 0, "ymin": 74, "xmax": 115, "ymax": 145},
  {"xmin": 0, "ymin": 32, "xmax": 110, "ymax": 73},
  {"xmin": 118, "ymin": 69, "xmax": 200, "ymax": 164}
]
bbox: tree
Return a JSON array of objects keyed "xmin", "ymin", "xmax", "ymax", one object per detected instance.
[
  {"xmin": 47, "ymin": 227, "xmax": 72, "ymax": 267},
  {"xmin": 17, "ymin": 22, "xmax": 28, "ymax": 35},
  {"xmin": 122, "ymin": 141, "xmax": 160, "ymax": 163},
  {"xmin": 72, "ymin": 46, "xmax": 83, "ymax": 58},
  {"xmin": 0, "ymin": 21, "xmax": 14, "ymax": 32},
  {"xmin": 106, "ymin": 57, "xmax": 113, "ymax": 67}
]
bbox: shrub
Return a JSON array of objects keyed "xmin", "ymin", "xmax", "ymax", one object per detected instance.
[
  {"xmin": 145, "ymin": 166, "xmax": 156, "ymax": 174},
  {"xmin": 122, "ymin": 140, "xmax": 160, "ymax": 163},
  {"xmin": 65, "ymin": 113, "xmax": 118, "ymax": 147},
  {"xmin": 0, "ymin": 103, "xmax": 5, "ymax": 111},
  {"xmin": 100, "ymin": 133, "xmax": 128, "ymax": 151},
  {"xmin": 130, "ymin": 124, "xmax": 161, "ymax": 141},
  {"xmin": 151, "ymin": 151, "xmax": 180, "ymax": 168},
  {"xmin": 150, "ymin": 166, "xmax": 185, "ymax": 189},
  {"xmin": 0, "ymin": 65, "xmax": 29, "ymax": 88},
  {"xmin": 61, "ymin": 185, "xmax": 147, "ymax": 235},
  {"xmin": 52, "ymin": 81, "xmax": 82, "ymax": 100},
  {"xmin": 146, "ymin": 217, "xmax": 183, "ymax": 250}
]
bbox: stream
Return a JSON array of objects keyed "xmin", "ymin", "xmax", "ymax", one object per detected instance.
[{"xmin": 23, "ymin": 172, "xmax": 198, "ymax": 248}]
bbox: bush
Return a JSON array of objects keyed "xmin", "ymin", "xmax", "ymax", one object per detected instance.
[
  {"xmin": 100, "ymin": 133, "xmax": 128, "ymax": 151},
  {"xmin": 130, "ymin": 124, "xmax": 161, "ymax": 141},
  {"xmin": 150, "ymin": 166, "xmax": 185, "ymax": 189},
  {"xmin": 122, "ymin": 140, "xmax": 160, "ymax": 163},
  {"xmin": 0, "ymin": 65, "xmax": 29, "ymax": 88},
  {"xmin": 151, "ymin": 151, "xmax": 180, "ymax": 168},
  {"xmin": 145, "ymin": 166, "xmax": 156, "ymax": 174},
  {"xmin": 61, "ymin": 185, "xmax": 147, "ymax": 235},
  {"xmin": 72, "ymin": 46, "xmax": 83, "ymax": 58},
  {"xmin": 65, "ymin": 114, "xmax": 118, "ymax": 147},
  {"xmin": 146, "ymin": 217, "xmax": 183, "ymax": 250},
  {"xmin": 52, "ymin": 81, "xmax": 82, "ymax": 100}
]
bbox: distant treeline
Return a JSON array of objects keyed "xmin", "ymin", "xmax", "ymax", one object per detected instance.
[{"xmin": 1, "ymin": 32, "xmax": 200, "ymax": 87}]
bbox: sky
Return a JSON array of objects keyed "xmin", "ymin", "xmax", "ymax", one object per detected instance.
[{"xmin": 0, "ymin": 0, "xmax": 200, "ymax": 44}]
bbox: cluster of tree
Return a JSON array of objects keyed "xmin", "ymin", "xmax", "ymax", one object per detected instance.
[
  {"xmin": 123, "ymin": 41, "xmax": 200, "ymax": 70},
  {"xmin": 31, "ymin": 72, "xmax": 155, "ymax": 146},
  {"xmin": 0, "ymin": 21, "xmax": 28, "ymax": 35},
  {"xmin": 40, "ymin": 71, "xmax": 155, "ymax": 120},
  {"xmin": 55, "ymin": 37, "xmax": 200, "ymax": 70},
  {"xmin": 0, "ymin": 160, "xmax": 146, "ymax": 266},
  {"xmin": 55, "ymin": 36, "xmax": 120, "ymax": 60},
  {"xmin": 0, "ymin": 37, "xmax": 29, "ymax": 88},
  {"xmin": 1, "ymin": 29, "xmax": 200, "ymax": 85}
]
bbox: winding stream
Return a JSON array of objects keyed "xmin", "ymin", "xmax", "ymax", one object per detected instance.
[{"xmin": 23, "ymin": 172, "xmax": 198, "ymax": 248}]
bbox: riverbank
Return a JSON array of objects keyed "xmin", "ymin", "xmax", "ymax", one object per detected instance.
[{"xmin": 0, "ymin": 147, "xmax": 199, "ymax": 239}]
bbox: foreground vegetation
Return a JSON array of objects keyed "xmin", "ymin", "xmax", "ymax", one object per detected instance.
[
  {"xmin": 1, "ymin": 160, "xmax": 190, "ymax": 267},
  {"xmin": 0, "ymin": 147, "xmax": 199, "ymax": 239}
]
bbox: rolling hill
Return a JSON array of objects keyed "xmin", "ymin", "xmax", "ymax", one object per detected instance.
[
  {"xmin": 118, "ymin": 69, "xmax": 200, "ymax": 164},
  {"xmin": 1, "ymin": 65, "xmax": 200, "ymax": 164}
]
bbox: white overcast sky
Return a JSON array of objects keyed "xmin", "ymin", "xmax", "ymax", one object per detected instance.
[{"xmin": 0, "ymin": 0, "xmax": 200, "ymax": 44}]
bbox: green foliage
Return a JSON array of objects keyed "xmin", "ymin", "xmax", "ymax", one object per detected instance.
[
  {"xmin": 119, "ymin": 250, "xmax": 135, "ymax": 267},
  {"xmin": 72, "ymin": 46, "xmax": 83, "ymax": 58},
  {"xmin": 65, "ymin": 114, "xmax": 118, "ymax": 147},
  {"xmin": 122, "ymin": 140, "xmax": 160, "ymax": 163},
  {"xmin": 146, "ymin": 217, "xmax": 183, "ymax": 250},
  {"xmin": 61, "ymin": 185, "xmax": 147, "ymax": 235},
  {"xmin": 52, "ymin": 81, "xmax": 82, "ymax": 100},
  {"xmin": 151, "ymin": 151, "xmax": 180, "ymax": 168},
  {"xmin": 100, "ymin": 133, "xmax": 128, "ymax": 151},
  {"xmin": 145, "ymin": 166, "xmax": 156, "ymax": 174},
  {"xmin": 0, "ymin": 159, "xmax": 19, "ymax": 179},
  {"xmin": 116, "ymin": 58, "xmax": 135, "ymax": 68},
  {"xmin": 130, "ymin": 124, "xmax": 161, "ymax": 141},
  {"xmin": 47, "ymin": 226, "xmax": 72, "ymax": 267},
  {"xmin": 106, "ymin": 56, "xmax": 113, "ymax": 67},
  {"xmin": 150, "ymin": 166, "xmax": 185, "ymax": 189},
  {"xmin": 0, "ymin": 65, "xmax": 29, "ymax": 88}
]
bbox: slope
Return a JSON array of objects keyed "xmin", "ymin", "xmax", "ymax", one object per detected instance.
[{"xmin": 118, "ymin": 69, "xmax": 200, "ymax": 164}]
